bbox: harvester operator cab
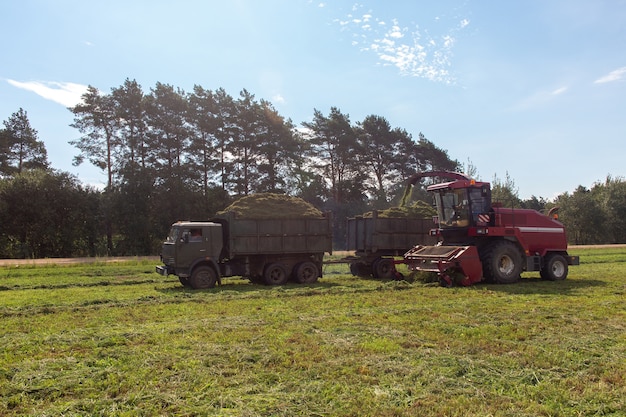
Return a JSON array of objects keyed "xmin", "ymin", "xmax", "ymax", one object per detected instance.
[{"xmin": 431, "ymin": 180, "xmax": 492, "ymax": 230}]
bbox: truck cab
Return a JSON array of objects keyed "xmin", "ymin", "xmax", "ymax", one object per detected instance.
[{"xmin": 157, "ymin": 221, "xmax": 223, "ymax": 287}]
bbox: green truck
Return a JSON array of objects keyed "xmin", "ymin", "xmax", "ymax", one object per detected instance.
[{"xmin": 156, "ymin": 211, "xmax": 333, "ymax": 289}]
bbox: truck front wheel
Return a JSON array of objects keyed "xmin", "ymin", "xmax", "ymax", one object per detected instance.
[
  {"xmin": 264, "ymin": 263, "xmax": 289, "ymax": 285},
  {"xmin": 190, "ymin": 266, "xmax": 217, "ymax": 289},
  {"xmin": 483, "ymin": 241, "xmax": 522, "ymax": 284},
  {"xmin": 540, "ymin": 254, "xmax": 568, "ymax": 281}
]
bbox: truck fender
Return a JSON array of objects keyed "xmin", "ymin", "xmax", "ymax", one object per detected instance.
[{"xmin": 190, "ymin": 258, "xmax": 222, "ymax": 286}]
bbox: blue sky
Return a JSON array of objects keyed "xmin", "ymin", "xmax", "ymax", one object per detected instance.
[{"xmin": 1, "ymin": 0, "xmax": 625, "ymax": 199}]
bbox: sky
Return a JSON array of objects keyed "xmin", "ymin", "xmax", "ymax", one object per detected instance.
[{"xmin": 1, "ymin": 0, "xmax": 625, "ymax": 200}]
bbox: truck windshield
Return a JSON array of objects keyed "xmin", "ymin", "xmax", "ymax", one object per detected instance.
[
  {"xmin": 166, "ymin": 227, "xmax": 179, "ymax": 243},
  {"xmin": 435, "ymin": 188, "xmax": 470, "ymax": 228}
]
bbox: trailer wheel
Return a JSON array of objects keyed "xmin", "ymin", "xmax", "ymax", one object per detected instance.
[
  {"xmin": 350, "ymin": 262, "xmax": 372, "ymax": 277},
  {"xmin": 540, "ymin": 254, "xmax": 568, "ymax": 281},
  {"xmin": 264, "ymin": 263, "xmax": 289, "ymax": 285},
  {"xmin": 483, "ymin": 241, "xmax": 522, "ymax": 284},
  {"xmin": 373, "ymin": 258, "xmax": 396, "ymax": 280},
  {"xmin": 189, "ymin": 266, "xmax": 217, "ymax": 289},
  {"xmin": 294, "ymin": 261, "xmax": 319, "ymax": 284}
]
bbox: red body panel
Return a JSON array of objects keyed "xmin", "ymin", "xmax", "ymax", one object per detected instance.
[{"xmin": 481, "ymin": 207, "xmax": 569, "ymax": 255}]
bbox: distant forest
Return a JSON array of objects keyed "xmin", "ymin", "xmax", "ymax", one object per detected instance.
[{"xmin": 1, "ymin": 79, "xmax": 624, "ymax": 258}]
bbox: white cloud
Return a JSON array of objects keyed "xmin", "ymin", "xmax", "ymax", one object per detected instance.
[
  {"xmin": 333, "ymin": 7, "xmax": 469, "ymax": 84},
  {"xmin": 272, "ymin": 94, "xmax": 286, "ymax": 104},
  {"xmin": 594, "ymin": 67, "xmax": 626, "ymax": 84},
  {"xmin": 551, "ymin": 86, "xmax": 568, "ymax": 95},
  {"xmin": 7, "ymin": 79, "xmax": 88, "ymax": 107}
]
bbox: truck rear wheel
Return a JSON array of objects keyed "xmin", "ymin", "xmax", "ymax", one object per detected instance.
[
  {"xmin": 264, "ymin": 263, "xmax": 289, "ymax": 285},
  {"xmin": 483, "ymin": 241, "xmax": 522, "ymax": 284},
  {"xmin": 293, "ymin": 261, "xmax": 319, "ymax": 284},
  {"xmin": 190, "ymin": 266, "xmax": 217, "ymax": 289},
  {"xmin": 373, "ymin": 258, "xmax": 395, "ymax": 280},
  {"xmin": 540, "ymin": 254, "xmax": 568, "ymax": 280}
]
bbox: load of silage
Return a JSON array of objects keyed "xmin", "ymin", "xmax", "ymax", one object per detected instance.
[
  {"xmin": 216, "ymin": 193, "xmax": 323, "ymax": 219},
  {"xmin": 363, "ymin": 200, "xmax": 436, "ymax": 218}
]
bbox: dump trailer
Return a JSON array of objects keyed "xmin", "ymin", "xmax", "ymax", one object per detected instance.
[
  {"xmin": 403, "ymin": 171, "xmax": 579, "ymax": 286},
  {"xmin": 156, "ymin": 211, "xmax": 333, "ymax": 289},
  {"xmin": 346, "ymin": 210, "xmax": 437, "ymax": 279}
]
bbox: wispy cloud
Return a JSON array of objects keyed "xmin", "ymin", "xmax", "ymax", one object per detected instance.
[
  {"xmin": 513, "ymin": 85, "xmax": 569, "ymax": 111},
  {"xmin": 272, "ymin": 94, "xmax": 286, "ymax": 104},
  {"xmin": 7, "ymin": 79, "xmax": 88, "ymax": 107},
  {"xmin": 333, "ymin": 5, "xmax": 469, "ymax": 84},
  {"xmin": 594, "ymin": 67, "xmax": 626, "ymax": 84}
]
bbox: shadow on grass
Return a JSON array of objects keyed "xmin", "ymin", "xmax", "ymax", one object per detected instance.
[
  {"xmin": 155, "ymin": 278, "xmax": 344, "ymax": 296},
  {"xmin": 476, "ymin": 275, "xmax": 606, "ymax": 295}
]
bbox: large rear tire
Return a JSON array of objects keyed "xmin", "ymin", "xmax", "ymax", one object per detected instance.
[
  {"xmin": 482, "ymin": 241, "xmax": 522, "ymax": 284},
  {"xmin": 189, "ymin": 266, "xmax": 217, "ymax": 289},
  {"xmin": 263, "ymin": 263, "xmax": 289, "ymax": 285},
  {"xmin": 540, "ymin": 254, "xmax": 568, "ymax": 280}
]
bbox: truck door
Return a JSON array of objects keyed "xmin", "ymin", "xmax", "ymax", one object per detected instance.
[{"xmin": 177, "ymin": 226, "xmax": 208, "ymax": 269}]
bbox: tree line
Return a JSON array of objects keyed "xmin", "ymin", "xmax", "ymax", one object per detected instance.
[{"xmin": 1, "ymin": 79, "xmax": 624, "ymax": 258}]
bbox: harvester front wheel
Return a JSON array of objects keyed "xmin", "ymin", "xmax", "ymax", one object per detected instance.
[
  {"xmin": 483, "ymin": 241, "xmax": 522, "ymax": 284},
  {"xmin": 540, "ymin": 254, "xmax": 568, "ymax": 280},
  {"xmin": 190, "ymin": 266, "xmax": 217, "ymax": 289}
]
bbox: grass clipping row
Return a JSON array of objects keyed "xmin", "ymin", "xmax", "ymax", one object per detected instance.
[{"xmin": 217, "ymin": 193, "xmax": 323, "ymax": 219}]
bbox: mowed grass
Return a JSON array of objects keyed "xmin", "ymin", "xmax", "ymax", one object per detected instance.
[{"xmin": 0, "ymin": 248, "xmax": 625, "ymax": 416}]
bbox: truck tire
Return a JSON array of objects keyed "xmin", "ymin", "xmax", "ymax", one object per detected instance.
[
  {"xmin": 293, "ymin": 261, "xmax": 319, "ymax": 284},
  {"xmin": 264, "ymin": 263, "xmax": 289, "ymax": 285},
  {"xmin": 350, "ymin": 262, "xmax": 372, "ymax": 277},
  {"xmin": 540, "ymin": 254, "xmax": 568, "ymax": 281},
  {"xmin": 190, "ymin": 266, "xmax": 217, "ymax": 289},
  {"xmin": 373, "ymin": 258, "xmax": 395, "ymax": 280},
  {"xmin": 482, "ymin": 241, "xmax": 522, "ymax": 284}
]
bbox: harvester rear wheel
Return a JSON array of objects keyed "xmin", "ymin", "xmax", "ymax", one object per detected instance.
[
  {"xmin": 264, "ymin": 263, "xmax": 289, "ymax": 285},
  {"xmin": 190, "ymin": 266, "xmax": 218, "ymax": 289},
  {"xmin": 483, "ymin": 241, "xmax": 522, "ymax": 284},
  {"xmin": 540, "ymin": 254, "xmax": 568, "ymax": 280}
]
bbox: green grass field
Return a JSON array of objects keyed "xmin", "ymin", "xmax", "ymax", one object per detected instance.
[{"xmin": 1, "ymin": 247, "xmax": 624, "ymax": 416}]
